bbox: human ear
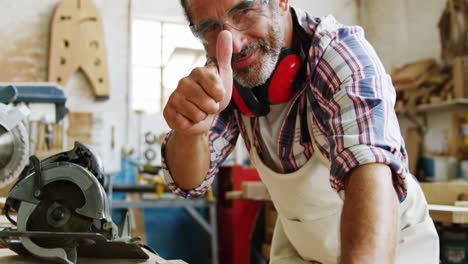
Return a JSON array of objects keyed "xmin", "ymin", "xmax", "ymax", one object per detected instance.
[{"xmin": 277, "ymin": 0, "xmax": 289, "ymax": 13}]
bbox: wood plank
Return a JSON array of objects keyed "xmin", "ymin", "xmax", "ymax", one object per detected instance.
[
  {"xmin": 405, "ymin": 127, "xmax": 422, "ymax": 176},
  {"xmin": 225, "ymin": 190, "xmax": 242, "ymax": 200},
  {"xmin": 67, "ymin": 112, "xmax": 93, "ymax": 147},
  {"xmin": 128, "ymin": 193, "xmax": 146, "ymax": 244},
  {"xmin": 48, "ymin": 0, "xmax": 110, "ymax": 99},
  {"xmin": 241, "ymin": 181, "xmax": 270, "ymax": 200},
  {"xmin": 420, "ymin": 182, "xmax": 468, "ymax": 205},
  {"xmin": 0, "ymin": 248, "xmax": 186, "ymax": 264},
  {"xmin": 428, "ymin": 204, "xmax": 468, "ymax": 224},
  {"xmin": 453, "ymin": 56, "xmax": 468, "ymax": 99},
  {"xmin": 391, "ymin": 58, "xmax": 437, "ymax": 91},
  {"xmin": 68, "ymin": 112, "xmax": 93, "ymax": 137}
]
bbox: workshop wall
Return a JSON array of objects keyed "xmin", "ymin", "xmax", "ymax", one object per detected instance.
[
  {"xmin": 2, "ymin": 0, "xmax": 439, "ymax": 172},
  {"xmin": 359, "ymin": 0, "xmax": 446, "ymax": 71},
  {"xmin": 127, "ymin": 0, "xmax": 360, "ymax": 166},
  {"xmin": 291, "ymin": 0, "xmax": 359, "ymax": 26},
  {"xmin": 359, "ymin": 0, "xmax": 462, "ymax": 180},
  {"xmin": 0, "ymin": 0, "xmax": 130, "ymax": 173},
  {"xmin": 131, "ymin": 0, "xmax": 360, "ymax": 25}
]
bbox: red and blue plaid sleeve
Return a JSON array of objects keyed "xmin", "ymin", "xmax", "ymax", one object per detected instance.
[
  {"xmin": 161, "ymin": 108, "xmax": 240, "ymax": 198},
  {"xmin": 308, "ymin": 17, "xmax": 408, "ymax": 201}
]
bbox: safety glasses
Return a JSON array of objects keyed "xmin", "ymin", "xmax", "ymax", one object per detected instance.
[{"xmin": 190, "ymin": 0, "xmax": 270, "ymax": 44}]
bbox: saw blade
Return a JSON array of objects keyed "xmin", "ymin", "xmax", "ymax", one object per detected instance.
[
  {"xmin": 0, "ymin": 122, "xmax": 28, "ymax": 188},
  {"xmin": 0, "ymin": 103, "xmax": 29, "ymax": 188},
  {"xmin": 26, "ymin": 181, "xmax": 93, "ymax": 249},
  {"xmin": 0, "ymin": 125, "xmax": 14, "ymax": 168}
]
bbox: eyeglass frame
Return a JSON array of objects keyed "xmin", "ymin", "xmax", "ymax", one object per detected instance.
[{"xmin": 189, "ymin": 0, "xmax": 271, "ymax": 44}]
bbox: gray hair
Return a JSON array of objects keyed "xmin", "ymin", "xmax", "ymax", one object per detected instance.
[
  {"xmin": 180, "ymin": 0, "xmax": 273, "ymax": 24},
  {"xmin": 180, "ymin": 0, "xmax": 193, "ymax": 24}
]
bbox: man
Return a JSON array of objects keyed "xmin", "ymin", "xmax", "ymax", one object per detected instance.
[{"xmin": 162, "ymin": 0, "xmax": 439, "ymax": 263}]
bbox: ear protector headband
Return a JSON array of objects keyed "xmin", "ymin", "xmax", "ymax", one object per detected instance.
[{"xmin": 231, "ymin": 48, "xmax": 302, "ymax": 117}]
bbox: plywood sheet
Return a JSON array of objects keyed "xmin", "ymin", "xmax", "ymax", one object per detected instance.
[
  {"xmin": 48, "ymin": 0, "xmax": 110, "ymax": 99},
  {"xmin": 67, "ymin": 112, "xmax": 93, "ymax": 147},
  {"xmin": 454, "ymin": 56, "xmax": 468, "ymax": 99}
]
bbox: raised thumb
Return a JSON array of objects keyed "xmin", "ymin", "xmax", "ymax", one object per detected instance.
[{"xmin": 216, "ymin": 30, "xmax": 233, "ymax": 110}]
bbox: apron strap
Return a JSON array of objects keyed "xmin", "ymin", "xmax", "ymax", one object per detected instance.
[
  {"xmin": 305, "ymin": 100, "xmax": 331, "ymax": 167},
  {"xmin": 242, "ymin": 115, "xmax": 255, "ymax": 145}
]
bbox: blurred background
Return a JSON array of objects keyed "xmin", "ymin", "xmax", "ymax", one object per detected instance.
[{"xmin": 0, "ymin": 0, "xmax": 467, "ymax": 263}]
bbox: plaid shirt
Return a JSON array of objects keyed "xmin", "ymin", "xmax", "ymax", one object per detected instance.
[{"xmin": 161, "ymin": 7, "xmax": 409, "ymax": 201}]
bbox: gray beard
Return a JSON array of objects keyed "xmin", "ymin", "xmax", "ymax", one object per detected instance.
[
  {"xmin": 233, "ymin": 19, "xmax": 284, "ymax": 88},
  {"xmin": 206, "ymin": 9, "xmax": 285, "ymax": 89}
]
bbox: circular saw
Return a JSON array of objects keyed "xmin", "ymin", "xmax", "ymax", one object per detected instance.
[
  {"xmin": 0, "ymin": 142, "xmax": 152, "ymax": 264},
  {"xmin": 0, "ymin": 85, "xmax": 30, "ymax": 188}
]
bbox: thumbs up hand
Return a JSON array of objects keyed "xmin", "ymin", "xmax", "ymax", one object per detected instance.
[
  {"xmin": 215, "ymin": 30, "xmax": 233, "ymax": 112},
  {"xmin": 163, "ymin": 31, "xmax": 233, "ymax": 135}
]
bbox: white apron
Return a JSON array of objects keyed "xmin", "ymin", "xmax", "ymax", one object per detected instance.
[{"xmin": 242, "ymin": 110, "xmax": 439, "ymax": 264}]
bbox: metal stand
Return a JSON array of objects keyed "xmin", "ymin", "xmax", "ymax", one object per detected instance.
[{"xmin": 110, "ymin": 198, "xmax": 218, "ymax": 264}]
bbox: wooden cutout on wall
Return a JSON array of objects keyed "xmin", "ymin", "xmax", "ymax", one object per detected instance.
[{"xmin": 48, "ymin": 0, "xmax": 110, "ymax": 100}]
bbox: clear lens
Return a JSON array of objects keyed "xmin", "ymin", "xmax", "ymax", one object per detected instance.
[
  {"xmin": 231, "ymin": 0, "xmax": 269, "ymax": 27},
  {"xmin": 191, "ymin": 0, "xmax": 268, "ymax": 44}
]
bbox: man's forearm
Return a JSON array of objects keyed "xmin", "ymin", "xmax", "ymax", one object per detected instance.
[
  {"xmin": 166, "ymin": 130, "xmax": 211, "ymax": 190},
  {"xmin": 340, "ymin": 163, "xmax": 399, "ymax": 264}
]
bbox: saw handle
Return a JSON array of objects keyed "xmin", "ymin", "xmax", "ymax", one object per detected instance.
[{"xmin": 29, "ymin": 156, "xmax": 44, "ymax": 199}]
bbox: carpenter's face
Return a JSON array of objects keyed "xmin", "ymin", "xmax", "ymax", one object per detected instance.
[{"xmin": 188, "ymin": 0, "xmax": 285, "ymax": 88}]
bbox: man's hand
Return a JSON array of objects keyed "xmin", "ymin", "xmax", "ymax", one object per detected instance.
[
  {"xmin": 163, "ymin": 31, "xmax": 233, "ymax": 190},
  {"xmin": 163, "ymin": 31, "xmax": 233, "ymax": 135}
]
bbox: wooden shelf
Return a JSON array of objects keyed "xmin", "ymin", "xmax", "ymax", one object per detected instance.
[
  {"xmin": 416, "ymin": 98, "xmax": 468, "ymax": 113},
  {"xmin": 428, "ymin": 204, "xmax": 468, "ymax": 224}
]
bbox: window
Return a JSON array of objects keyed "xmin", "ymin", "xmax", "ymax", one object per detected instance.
[{"xmin": 131, "ymin": 19, "xmax": 205, "ymax": 113}]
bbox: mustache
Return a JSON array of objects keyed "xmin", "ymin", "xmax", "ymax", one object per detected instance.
[
  {"xmin": 208, "ymin": 39, "xmax": 270, "ymax": 65},
  {"xmin": 232, "ymin": 40, "xmax": 267, "ymax": 62}
]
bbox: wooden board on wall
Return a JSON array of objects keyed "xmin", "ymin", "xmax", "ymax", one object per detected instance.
[
  {"xmin": 68, "ymin": 112, "xmax": 93, "ymax": 147},
  {"xmin": 48, "ymin": 0, "xmax": 110, "ymax": 99},
  {"xmin": 454, "ymin": 56, "xmax": 468, "ymax": 99}
]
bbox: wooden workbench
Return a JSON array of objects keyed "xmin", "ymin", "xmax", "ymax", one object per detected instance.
[
  {"xmin": 0, "ymin": 248, "xmax": 187, "ymax": 264},
  {"xmin": 421, "ymin": 182, "xmax": 468, "ymax": 225}
]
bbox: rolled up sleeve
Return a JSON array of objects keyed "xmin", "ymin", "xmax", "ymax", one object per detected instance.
[
  {"xmin": 161, "ymin": 108, "xmax": 240, "ymax": 198},
  {"xmin": 309, "ymin": 20, "xmax": 408, "ymax": 201}
]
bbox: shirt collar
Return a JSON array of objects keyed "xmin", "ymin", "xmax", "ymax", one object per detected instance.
[{"xmin": 290, "ymin": 6, "xmax": 312, "ymax": 57}]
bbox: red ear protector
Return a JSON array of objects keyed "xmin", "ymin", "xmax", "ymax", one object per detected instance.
[{"xmin": 231, "ymin": 48, "xmax": 302, "ymax": 117}]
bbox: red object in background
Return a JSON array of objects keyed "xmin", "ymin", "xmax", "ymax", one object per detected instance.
[{"xmin": 217, "ymin": 165, "xmax": 262, "ymax": 264}]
